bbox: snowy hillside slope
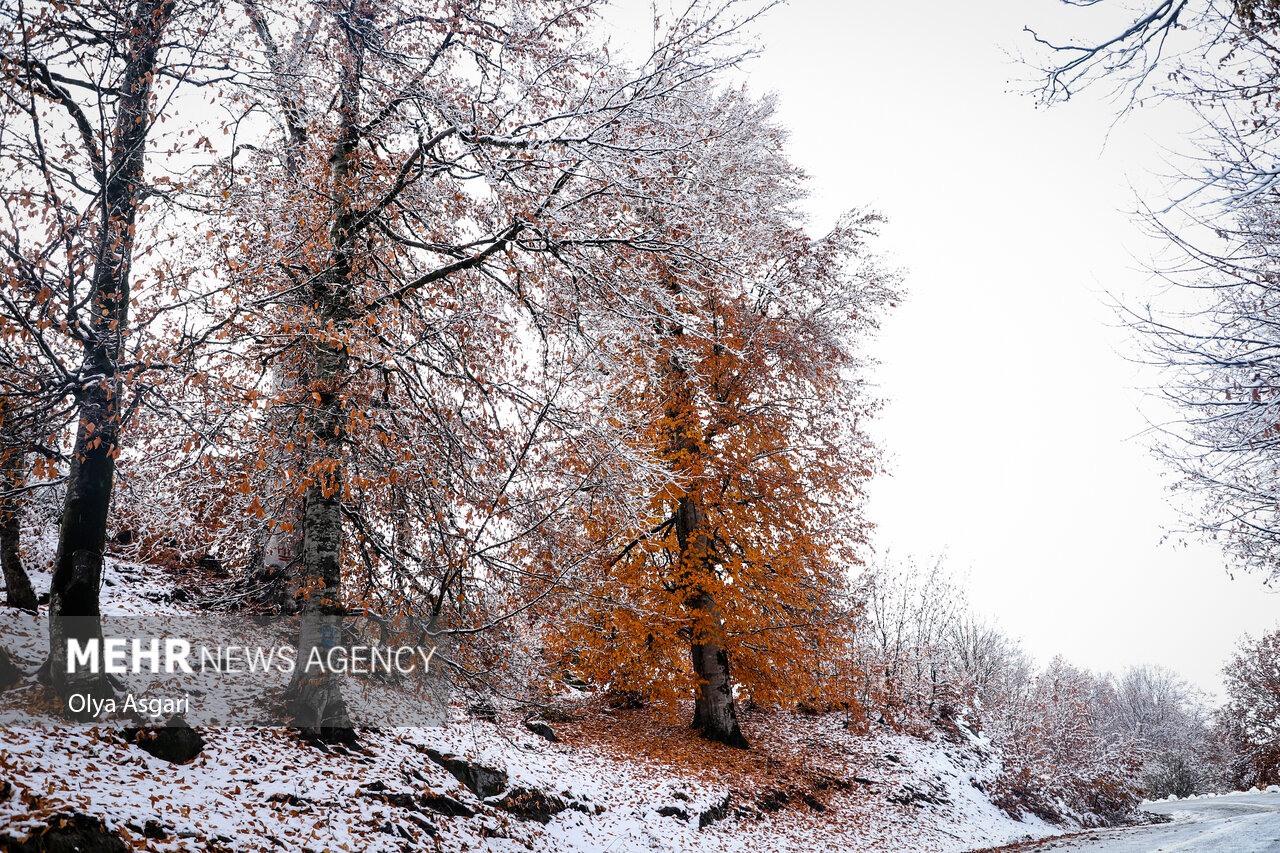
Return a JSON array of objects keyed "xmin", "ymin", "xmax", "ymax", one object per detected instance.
[{"xmin": 0, "ymin": 545, "xmax": 1069, "ymax": 852}]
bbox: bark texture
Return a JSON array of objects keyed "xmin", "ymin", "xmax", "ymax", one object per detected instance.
[
  {"xmin": 676, "ymin": 494, "xmax": 749, "ymax": 748},
  {"xmin": 280, "ymin": 280, "xmax": 357, "ymax": 743},
  {"xmin": 248, "ymin": 493, "xmax": 302, "ymax": 613},
  {"xmin": 688, "ymin": 588, "xmax": 747, "ymax": 747},
  {"xmin": 1, "ymin": 449, "xmax": 37, "ymax": 612},
  {"xmin": 284, "ymin": 482, "xmax": 354, "ymax": 740},
  {"xmin": 47, "ymin": 0, "xmax": 175, "ymax": 711}
]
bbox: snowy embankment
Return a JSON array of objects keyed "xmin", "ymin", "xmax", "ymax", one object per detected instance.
[
  {"xmin": 1143, "ymin": 784, "xmax": 1280, "ymax": 805},
  {"xmin": 0, "ymin": 553, "xmax": 1066, "ymax": 852}
]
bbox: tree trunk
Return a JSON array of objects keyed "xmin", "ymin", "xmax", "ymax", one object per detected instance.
[
  {"xmin": 676, "ymin": 494, "xmax": 748, "ymax": 748},
  {"xmin": 0, "ymin": 449, "xmax": 37, "ymax": 612},
  {"xmin": 248, "ymin": 369, "xmax": 307, "ymax": 613},
  {"xmin": 249, "ymin": 482, "xmax": 302, "ymax": 613},
  {"xmin": 281, "ymin": 322, "xmax": 355, "ymax": 743},
  {"xmin": 47, "ymin": 0, "xmax": 175, "ymax": 711},
  {"xmin": 281, "ymin": 22, "xmax": 362, "ymax": 741},
  {"xmin": 688, "ymin": 586, "xmax": 748, "ymax": 747},
  {"xmin": 238, "ymin": 2, "xmax": 309, "ymax": 617},
  {"xmin": 284, "ymin": 477, "xmax": 355, "ymax": 742},
  {"xmin": 49, "ymin": 382, "xmax": 120, "ymax": 707},
  {"xmin": 658, "ymin": 294, "xmax": 749, "ymax": 748}
]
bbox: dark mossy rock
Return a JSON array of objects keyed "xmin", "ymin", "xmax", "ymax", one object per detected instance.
[
  {"xmin": 537, "ymin": 707, "xmax": 577, "ymax": 724},
  {"xmin": 524, "ymin": 719, "xmax": 559, "ymax": 742},
  {"xmin": 466, "ymin": 701, "xmax": 497, "ymax": 722},
  {"xmin": 195, "ymin": 553, "xmax": 224, "ymax": 576},
  {"xmin": 424, "ymin": 749, "xmax": 507, "ymax": 798},
  {"xmin": 887, "ymin": 780, "xmax": 949, "ymax": 808},
  {"xmin": 486, "ymin": 787, "xmax": 567, "ymax": 824},
  {"xmin": 122, "ymin": 819, "xmax": 168, "ymax": 841},
  {"xmin": 699, "ymin": 793, "xmax": 731, "ymax": 829},
  {"xmin": 121, "ymin": 715, "xmax": 205, "ymax": 764},
  {"xmin": 420, "ymin": 792, "xmax": 474, "ymax": 818},
  {"xmin": 359, "ymin": 787, "xmax": 475, "ymax": 820},
  {"xmin": 0, "ymin": 647, "xmax": 23, "ymax": 690},
  {"xmin": 1, "ymin": 812, "xmax": 128, "ymax": 853},
  {"xmin": 758, "ymin": 789, "xmax": 789, "ymax": 812}
]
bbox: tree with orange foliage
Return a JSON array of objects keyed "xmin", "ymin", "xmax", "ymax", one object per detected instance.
[{"xmin": 553, "ymin": 87, "xmax": 898, "ymax": 747}]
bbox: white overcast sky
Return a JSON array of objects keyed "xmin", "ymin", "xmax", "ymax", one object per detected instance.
[{"xmin": 604, "ymin": 0, "xmax": 1280, "ymax": 696}]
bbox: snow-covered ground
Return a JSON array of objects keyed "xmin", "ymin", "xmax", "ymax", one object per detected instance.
[{"xmin": 0, "ymin": 544, "xmax": 1070, "ymax": 852}]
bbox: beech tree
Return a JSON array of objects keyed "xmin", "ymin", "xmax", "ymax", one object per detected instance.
[
  {"xmin": 984, "ymin": 657, "xmax": 1145, "ymax": 823},
  {"xmin": 550, "ymin": 85, "xmax": 897, "ymax": 747},
  {"xmin": 0, "ymin": 0, "xmax": 229, "ymax": 706},
  {"xmin": 948, "ymin": 613, "xmax": 1020, "ymax": 707},
  {"xmin": 1107, "ymin": 664, "xmax": 1202, "ymax": 752},
  {"xmin": 1123, "ymin": 15, "xmax": 1280, "ymax": 578},
  {"xmin": 5, "ymin": 0, "xmax": 890, "ymax": 747}
]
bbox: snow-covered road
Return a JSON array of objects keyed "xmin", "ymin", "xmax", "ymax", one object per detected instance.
[{"xmin": 993, "ymin": 792, "xmax": 1280, "ymax": 852}]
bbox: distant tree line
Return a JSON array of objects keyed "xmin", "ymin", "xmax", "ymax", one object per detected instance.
[{"xmin": 841, "ymin": 556, "xmax": 1280, "ymax": 822}]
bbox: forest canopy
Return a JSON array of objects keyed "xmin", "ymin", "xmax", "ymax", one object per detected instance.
[{"xmin": 0, "ymin": 0, "xmax": 898, "ymax": 745}]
